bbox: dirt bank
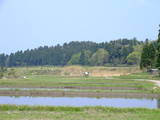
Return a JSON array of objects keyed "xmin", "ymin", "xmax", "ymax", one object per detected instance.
[
  {"xmin": 0, "ymin": 86, "xmax": 141, "ymax": 90},
  {"xmin": 0, "ymin": 90, "xmax": 159, "ymax": 99}
]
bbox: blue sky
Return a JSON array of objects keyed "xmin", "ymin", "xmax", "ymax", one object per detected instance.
[{"xmin": 0, "ymin": 0, "xmax": 160, "ymax": 54}]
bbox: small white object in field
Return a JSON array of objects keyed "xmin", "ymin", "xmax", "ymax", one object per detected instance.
[
  {"xmin": 83, "ymin": 72, "xmax": 89, "ymax": 77},
  {"xmin": 23, "ymin": 76, "xmax": 27, "ymax": 79}
]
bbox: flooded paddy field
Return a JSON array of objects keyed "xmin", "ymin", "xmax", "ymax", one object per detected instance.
[
  {"xmin": 0, "ymin": 72, "xmax": 157, "ymax": 94},
  {"xmin": 0, "ymin": 67, "xmax": 160, "ymax": 120},
  {"xmin": 0, "ymin": 96, "xmax": 160, "ymax": 109}
]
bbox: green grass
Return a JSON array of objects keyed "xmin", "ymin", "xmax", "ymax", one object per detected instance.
[
  {"xmin": 0, "ymin": 74, "xmax": 155, "ymax": 86},
  {"xmin": 0, "ymin": 105, "xmax": 160, "ymax": 120},
  {"xmin": 0, "ymin": 67, "xmax": 160, "ymax": 119},
  {"xmin": 0, "ymin": 88, "xmax": 150, "ymax": 93},
  {"xmin": 115, "ymin": 72, "xmax": 154, "ymax": 80},
  {"xmin": 0, "ymin": 75, "xmax": 155, "ymax": 91},
  {"xmin": 0, "ymin": 66, "xmax": 159, "ymax": 94}
]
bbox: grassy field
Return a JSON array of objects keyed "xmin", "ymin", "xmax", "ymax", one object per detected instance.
[
  {"xmin": 11, "ymin": 66, "xmax": 141, "ymax": 77},
  {"xmin": 0, "ymin": 66, "xmax": 160, "ymax": 120},
  {"xmin": 0, "ymin": 105, "xmax": 160, "ymax": 120},
  {"xmin": 0, "ymin": 75, "xmax": 154, "ymax": 88},
  {"xmin": 0, "ymin": 66, "xmax": 159, "ymax": 95}
]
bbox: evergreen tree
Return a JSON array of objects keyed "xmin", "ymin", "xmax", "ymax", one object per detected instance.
[
  {"xmin": 79, "ymin": 50, "xmax": 85, "ymax": 65},
  {"xmin": 68, "ymin": 53, "xmax": 81, "ymax": 65},
  {"xmin": 148, "ymin": 43, "xmax": 156, "ymax": 67},
  {"xmin": 156, "ymin": 25, "xmax": 160, "ymax": 69},
  {"xmin": 79, "ymin": 50, "xmax": 92, "ymax": 65},
  {"xmin": 140, "ymin": 39, "xmax": 151, "ymax": 70},
  {"xmin": 83, "ymin": 50, "xmax": 92, "ymax": 65},
  {"xmin": 0, "ymin": 54, "xmax": 6, "ymax": 67},
  {"xmin": 90, "ymin": 49, "xmax": 109, "ymax": 66},
  {"xmin": 140, "ymin": 40, "xmax": 156, "ymax": 69}
]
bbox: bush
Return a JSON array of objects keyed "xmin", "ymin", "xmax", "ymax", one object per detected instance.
[
  {"xmin": 8, "ymin": 68, "xmax": 17, "ymax": 78},
  {"xmin": 0, "ymin": 72, "xmax": 3, "ymax": 79}
]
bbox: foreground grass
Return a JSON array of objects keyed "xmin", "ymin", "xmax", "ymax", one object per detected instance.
[{"xmin": 0, "ymin": 105, "xmax": 160, "ymax": 120}]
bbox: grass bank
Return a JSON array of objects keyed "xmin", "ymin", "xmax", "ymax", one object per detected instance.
[{"xmin": 0, "ymin": 105, "xmax": 160, "ymax": 120}]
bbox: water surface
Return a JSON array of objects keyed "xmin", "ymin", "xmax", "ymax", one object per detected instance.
[{"xmin": 0, "ymin": 96, "xmax": 159, "ymax": 109}]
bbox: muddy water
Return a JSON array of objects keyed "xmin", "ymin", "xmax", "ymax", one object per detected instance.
[{"xmin": 0, "ymin": 96, "xmax": 159, "ymax": 109}]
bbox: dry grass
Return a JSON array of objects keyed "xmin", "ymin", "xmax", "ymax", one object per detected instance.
[{"xmin": 12, "ymin": 65, "xmax": 141, "ymax": 77}]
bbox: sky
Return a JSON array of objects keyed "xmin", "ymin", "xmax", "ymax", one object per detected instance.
[{"xmin": 0, "ymin": 0, "xmax": 160, "ymax": 54}]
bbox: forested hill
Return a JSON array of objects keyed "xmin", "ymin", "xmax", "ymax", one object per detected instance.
[{"xmin": 0, "ymin": 39, "xmax": 143, "ymax": 67}]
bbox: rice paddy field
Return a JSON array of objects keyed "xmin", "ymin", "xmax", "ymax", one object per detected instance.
[
  {"xmin": 0, "ymin": 66, "xmax": 159, "ymax": 95},
  {"xmin": 0, "ymin": 66, "xmax": 160, "ymax": 120}
]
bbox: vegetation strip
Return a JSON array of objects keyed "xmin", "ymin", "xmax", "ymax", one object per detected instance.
[
  {"xmin": 0, "ymin": 105, "xmax": 160, "ymax": 112},
  {"xmin": 0, "ymin": 90, "xmax": 160, "ymax": 98},
  {"xmin": 1, "ymin": 107, "xmax": 160, "ymax": 120}
]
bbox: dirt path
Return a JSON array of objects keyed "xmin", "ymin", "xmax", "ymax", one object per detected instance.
[
  {"xmin": 148, "ymin": 80, "xmax": 160, "ymax": 87},
  {"xmin": 133, "ymin": 79, "xmax": 160, "ymax": 87}
]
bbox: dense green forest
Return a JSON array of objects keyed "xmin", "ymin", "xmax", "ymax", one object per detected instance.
[
  {"xmin": 140, "ymin": 26, "xmax": 160, "ymax": 70},
  {"xmin": 0, "ymin": 38, "xmax": 143, "ymax": 67}
]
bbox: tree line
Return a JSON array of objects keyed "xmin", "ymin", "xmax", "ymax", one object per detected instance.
[
  {"xmin": 140, "ymin": 26, "xmax": 160, "ymax": 70},
  {"xmin": 0, "ymin": 38, "xmax": 143, "ymax": 67}
]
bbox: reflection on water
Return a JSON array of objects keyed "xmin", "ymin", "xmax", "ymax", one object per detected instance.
[{"xmin": 0, "ymin": 96, "xmax": 159, "ymax": 109}]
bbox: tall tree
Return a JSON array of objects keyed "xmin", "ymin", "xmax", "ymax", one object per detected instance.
[
  {"xmin": 148, "ymin": 43, "xmax": 156, "ymax": 67},
  {"xmin": 79, "ymin": 50, "xmax": 92, "ymax": 65},
  {"xmin": 156, "ymin": 25, "xmax": 160, "ymax": 69},
  {"xmin": 0, "ymin": 54, "xmax": 6, "ymax": 67},
  {"xmin": 140, "ymin": 39, "xmax": 151, "ymax": 70},
  {"xmin": 90, "ymin": 49, "xmax": 109, "ymax": 66},
  {"xmin": 68, "ymin": 53, "xmax": 81, "ymax": 65},
  {"xmin": 140, "ymin": 39, "xmax": 156, "ymax": 69},
  {"xmin": 79, "ymin": 50, "xmax": 85, "ymax": 65},
  {"xmin": 126, "ymin": 49, "xmax": 141, "ymax": 65}
]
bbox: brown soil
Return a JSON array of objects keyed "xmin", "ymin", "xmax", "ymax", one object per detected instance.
[
  {"xmin": 0, "ymin": 90, "xmax": 159, "ymax": 99},
  {"xmin": 0, "ymin": 86, "xmax": 141, "ymax": 90}
]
